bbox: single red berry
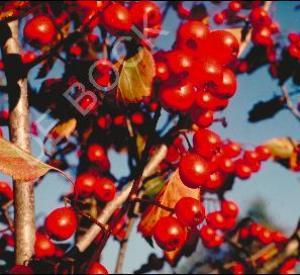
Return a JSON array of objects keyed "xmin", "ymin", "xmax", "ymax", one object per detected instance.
[
  {"xmin": 0, "ymin": 181, "xmax": 13, "ymax": 201},
  {"xmin": 191, "ymin": 108, "xmax": 214, "ymax": 128},
  {"xmin": 153, "ymin": 216, "xmax": 187, "ymax": 251},
  {"xmin": 223, "ymin": 140, "xmax": 241, "ymax": 158},
  {"xmin": 129, "ymin": 1, "xmax": 162, "ymax": 29},
  {"xmin": 288, "ymin": 32, "xmax": 300, "ymax": 43},
  {"xmin": 235, "ymin": 160, "xmax": 252, "ymax": 180},
  {"xmin": 195, "ymin": 91, "xmax": 221, "ymax": 111},
  {"xmin": 10, "ymin": 265, "xmax": 33, "ymax": 275},
  {"xmin": 74, "ymin": 173, "xmax": 97, "ymax": 197},
  {"xmin": 249, "ymin": 222, "xmax": 263, "ymax": 237},
  {"xmin": 199, "ymin": 225, "xmax": 216, "ymax": 242},
  {"xmin": 279, "ymin": 258, "xmax": 299, "ymax": 275},
  {"xmin": 255, "ymin": 145, "xmax": 271, "ymax": 161},
  {"xmin": 272, "ymin": 231, "xmax": 288, "ymax": 244},
  {"xmin": 94, "ymin": 177, "xmax": 116, "ymax": 203},
  {"xmin": 159, "ymin": 82, "xmax": 196, "ymax": 112},
  {"xmin": 113, "ymin": 115, "xmax": 126, "ymax": 126},
  {"xmin": 223, "ymin": 217, "xmax": 237, "ymax": 231},
  {"xmin": 230, "ymin": 262, "xmax": 244, "ymax": 275},
  {"xmin": 87, "ymin": 144, "xmax": 110, "ymax": 171},
  {"xmin": 103, "ymin": 3, "xmax": 133, "ymax": 34},
  {"xmin": 214, "ymin": 68, "xmax": 237, "ymax": 98},
  {"xmin": 214, "ymin": 12, "xmax": 226, "ymax": 25},
  {"xmin": 24, "ymin": 15, "xmax": 57, "ymax": 47},
  {"xmin": 252, "ymin": 26, "xmax": 273, "ymax": 46},
  {"xmin": 204, "ymin": 231, "xmax": 224, "ymax": 248},
  {"xmin": 166, "ymin": 145, "xmax": 181, "ymax": 164},
  {"xmin": 35, "ymin": 233, "xmax": 56, "ymax": 258},
  {"xmin": 166, "ymin": 50, "xmax": 194, "ymax": 75},
  {"xmin": 228, "ymin": 1, "xmax": 242, "ymax": 13},
  {"xmin": 243, "ymin": 150, "xmax": 260, "ymax": 165},
  {"xmin": 239, "ymin": 226, "xmax": 250, "ymax": 240},
  {"xmin": 193, "ymin": 129, "xmax": 221, "ymax": 159},
  {"xmin": 97, "ymin": 115, "xmax": 110, "ymax": 130},
  {"xmin": 86, "ymin": 262, "xmax": 109, "ymax": 274},
  {"xmin": 179, "ymin": 152, "xmax": 211, "ymax": 188},
  {"xmin": 176, "ymin": 21, "xmax": 209, "ymax": 51},
  {"xmin": 204, "ymin": 30, "xmax": 240, "ymax": 65},
  {"xmin": 204, "ymin": 171, "xmax": 225, "ymax": 192},
  {"xmin": 221, "ymin": 200, "xmax": 239, "ymax": 218},
  {"xmin": 21, "ymin": 51, "xmax": 36, "ymax": 64},
  {"xmin": 258, "ymin": 228, "xmax": 273, "ymax": 244},
  {"xmin": 249, "ymin": 7, "xmax": 271, "ymax": 27},
  {"xmin": 175, "ymin": 197, "xmax": 205, "ymax": 227},
  {"xmin": 206, "ymin": 211, "xmax": 226, "ymax": 230},
  {"xmin": 155, "ymin": 61, "xmax": 170, "ymax": 81},
  {"xmin": 70, "ymin": 44, "xmax": 82, "ymax": 56},
  {"xmin": 45, "ymin": 207, "xmax": 77, "ymax": 241},
  {"xmin": 218, "ymin": 156, "xmax": 235, "ymax": 174},
  {"xmin": 131, "ymin": 112, "xmax": 145, "ymax": 126}
]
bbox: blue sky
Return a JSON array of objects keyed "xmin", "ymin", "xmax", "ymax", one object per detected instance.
[{"xmin": 1, "ymin": 1, "xmax": 300, "ymax": 274}]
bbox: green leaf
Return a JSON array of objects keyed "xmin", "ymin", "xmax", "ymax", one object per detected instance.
[{"xmin": 144, "ymin": 176, "xmax": 165, "ymax": 198}]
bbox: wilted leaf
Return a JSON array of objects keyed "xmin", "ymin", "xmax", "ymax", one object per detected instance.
[
  {"xmin": 117, "ymin": 47, "xmax": 155, "ymax": 103},
  {"xmin": 263, "ymin": 137, "xmax": 296, "ymax": 159},
  {"xmin": 138, "ymin": 169, "xmax": 200, "ymax": 237},
  {"xmin": 45, "ymin": 118, "xmax": 77, "ymax": 143},
  {"xmin": 0, "ymin": 137, "xmax": 70, "ymax": 181}
]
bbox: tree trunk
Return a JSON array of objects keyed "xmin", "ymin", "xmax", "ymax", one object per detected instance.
[{"xmin": 0, "ymin": 20, "xmax": 35, "ymax": 265}]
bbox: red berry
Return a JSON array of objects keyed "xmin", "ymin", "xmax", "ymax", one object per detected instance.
[
  {"xmin": 193, "ymin": 129, "xmax": 221, "ymax": 159},
  {"xmin": 166, "ymin": 50, "xmax": 193, "ymax": 75},
  {"xmin": 97, "ymin": 115, "xmax": 110, "ymax": 130},
  {"xmin": 219, "ymin": 156, "xmax": 235, "ymax": 173},
  {"xmin": 235, "ymin": 160, "xmax": 252, "ymax": 180},
  {"xmin": 159, "ymin": 82, "xmax": 196, "ymax": 112},
  {"xmin": 255, "ymin": 145, "xmax": 271, "ymax": 161},
  {"xmin": 252, "ymin": 26, "xmax": 273, "ymax": 46},
  {"xmin": 0, "ymin": 181, "xmax": 13, "ymax": 201},
  {"xmin": 21, "ymin": 51, "xmax": 36, "ymax": 64},
  {"xmin": 205, "ymin": 30, "xmax": 240, "ymax": 65},
  {"xmin": 230, "ymin": 262, "xmax": 244, "ymax": 275},
  {"xmin": 179, "ymin": 152, "xmax": 211, "ymax": 188},
  {"xmin": 87, "ymin": 144, "xmax": 110, "ymax": 171},
  {"xmin": 155, "ymin": 61, "xmax": 170, "ymax": 81},
  {"xmin": 272, "ymin": 231, "xmax": 287, "ymax": 244},
  {"xmin": 223, "ymin": 140, "xmax": 241, "ymax": 158},
  {"xmin": 223, "ymin": 217, "xmax": 237, "ymax": 231},
  {"xmin": 249, "ymin": 7, "xmax": 271, "ymax": 27},
  {"xmin": 24, "ymin": 15, "xmax": 56, "ymax": 47},
  {"xmin": 239, "ymin": 226, "xmax": 250, "ymax": 240},
  {"xmin": 288, "ymin": 32, "xmax": 300, "ymax": 43},
  {"xmin": 214, "ymin": 68, "xmax": 237, "ymax": 98},
  {"xmin": 94, "ymin": 177, "xmax": 116, "ymax": 203},
  {"xmin": 191, "ymin": 108, "xmax": 214, "ymax": 128},
  {"xmin": 103, "ymin": 3, "xmax": 132, "ymax": 34},
  {"xmin": 10, "ymin": 265, "xmax": 33, "ymax": 275},
  {"xmin": 206, "ymin": 211, "xmax": 226, "ymax": 230},
  {"xmin": 199, "ymin": 225, "xmax": 216, "ymax": 242},
  {"xmin": 221, "ymin": 200, "xmax": 239, "ymax": 218},
  {"xmin": 35, "ymin": 233, "xmax": 56, "ymax": 258},
  {"xmin": 131, "ymin": 112, "xmax": 145, "ymax": 126},
  {"xmin": 258, "ymin": 228, "xmax": 273, "ymax": 244},
  {"xmin": 175, "ymin": 197, "xmax": 205, "ymax": 227},
  {"xmin": 279, "ymin": 258, "xmax": 299, "ymax": 275},
  {"xmin": 228, "ymin": 1, "xmax": 242, "ymax": 13},
  {"xmin": 166, "ymin": 145, "xmax": 181, "ymax": 164},
  {"xmin": 45, "ymin": 207, "xmax": 77, "ymax": 241},
  {"xmin": 243, "ymin": 150, "xmax": 260, "ymax": 164},
  {"xmin": 153, "ymin": 216, "xmax": 187, "ymax": 251},
  {"xmin": 195, "ymin": 91, "xmax": 221, "ymax": 111},
  {"xmin": 86, "ymin": 262, "xmax": 109, "ymax": 274},
  {"xmin": 176, "ymin": 21, "xmax": 209, "ymax": 51},
  {"xmin": 130, "ymin": 1, "xmax": 162, "ymax": 29},
  {"xmin": 75, "ymin": 173, "xmax": 97, "ymax": 197},
  {"xmin": 249, "ymin": 222, "xmax": 263, "ymax": 237},
  {"xmin": 113, "ymin": 115, "xmax": 126, "ymax": 126},
  {"xmin": 205, "ymin": 171, "xmax": 225, "ymax": 192},
  {"xmin": 204, "ymin": 231, "xmax": 224, "ymax": 248},
  {"xmin": 214, "ymin": 12, "xmax": 226, "ymax": 25}
]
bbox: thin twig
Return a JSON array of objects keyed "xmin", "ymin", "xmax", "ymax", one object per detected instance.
[
  {"xmin": 114, "ymin": 218, "xmax": 136, "ymax": 274},
  {"xmin": 281, "ymin": 85, "xmax": 300, "ymax": 122}
]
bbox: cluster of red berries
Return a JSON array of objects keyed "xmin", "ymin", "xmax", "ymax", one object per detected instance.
[
  {"xmin": 239, "ymin": 222, "xmax": 287, "ymax": 246},
  {"xmin": 152, "ymin": 197, "xmax": 240, "ymax": 251},
  {"xmin": 156, "ymin": 21, "xmax": 239, "ymax": 128},
  {"xmin": 213, "ymin": 1, "xmax": 243, "ymax": 25},
  {"xmin": 287, "ymin": 32, "xmax": 300, "ymax": 60},
  {"xmin": 178, "ymin": 129, "xmax": 271, "ymax": 193}
]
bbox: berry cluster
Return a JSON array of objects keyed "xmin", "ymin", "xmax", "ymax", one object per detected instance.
[{"xmin": 287, "ymin": 32, "xmax": 300, "ymax": 60}]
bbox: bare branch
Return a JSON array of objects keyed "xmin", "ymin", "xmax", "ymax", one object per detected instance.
[{"xmin": 281, "ymin": 85, "xmax": 300, "ymax": 122}]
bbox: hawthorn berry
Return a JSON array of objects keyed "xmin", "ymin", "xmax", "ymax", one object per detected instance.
[
  {"xmin": 229, "ymin": 262, "xmax": 244, "ymax": 275},
  {"xmin": 221, "ymin": 200, "xmax": 239, "ymax": 218},
  {"xmin": 214, "ymin": 12, "xmax": 226, "ymax": 25},
  {"xmin": 166, "ymin": 50, "xmax": 193, "ymax": 75},
  {"xmin": 87, "ymin": 144, "xmax": 110, "ymax": 171},
  {"xmin": 103, "ymin": 3, "xmax": 133, "ymax": 34},
  {"xmin": 179, "ymin": 152, "xmax": 211, "ymax": 188},
  {"xmin": 204, "ymin": 171, "xmax": 225, "ymax": 192},
  {"xmin": 45, "ymin": 207, "xmax": 77, "ymax": 241},
  {"xmin": 0, "ymin": 181, "xmax": 13, "ymax": 201},
  {"xmin": 255, "ymin": 145, "xmax": 271, "ymax": 161},
  {"xmin": 24, "ymin": 15, "xmax": 57, "ymax": 47},
  {"xmin": 252, "ymin": 26, "xmax": 273, "ymax": 46},
  {"xmin": 249, "ymin": 7, "xmax": 271, "ymax": 27},
  {"xmin": 10, "ymin": 265, "xmax": 33, "ymax": 275},
  {"xmin": 235, "ymin": 160, "xmax": 252, "ymax": 180},
  {"xmin": 199, "ymin": 225, "xmax": 216, "ymax": 242},
  {"xmin": 193, "ymin": 129, "xmax": 221, "ymax": 159},
  {"xmin": 214, "ymin": 68, "xmax": 237, "ymax": 98},
  {"xmin": 223, "ymin": 140, "xmax": 241, "ymax": 158},
  {"xmin": 155, "ymin": 61, "xmax": 170, "ymax": 81},
  {"xmin": 94, "ymin": 177, "xmax": 116, "ymax": 203},
  {"xmin": 153, "ymin": 216, "xmax": 187, "ymax": 251},
  {"xmin": 191, "ymin": 108, "xmax": 214, "ymax": 128},
  {"xmin": 218, "ymin": 156, "xmax": 235, "ymax": 174},
  {"xmin": 175, "ymin": 197, "xmax": 205, "ymax": 227},
  {"xmin": 87, "ymin": 262, "xmax": 109, "ymax": 274},
  {"xmin": 34, "ymin": 233, "xmax": 56, "ymax": 258},
  {"xmin": 159, "ymin": 82, "xmax": 196, "ymax": 112},
  {"xmin": 206, "ymin": 211, "xmax": 226, "ymax": 230},
  {"xmin": 228, "ymin": 1, "xmax": 242, "ymax": 13},
  {"xmin": 74, "ymin": 173, "xmax": 97, "ymax": 197}
]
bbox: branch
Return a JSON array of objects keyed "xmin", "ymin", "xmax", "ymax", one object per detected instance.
[
  {"xmin": 280, "ymin": 85, "xmax": 300, "ymax": 122},
  {"xmin": 75, "ymin": 144, "xmax": 168, "ymax": 253},
  {"xmin": 0, "ymin": 20, "xmax": 35, "ymax": 264}
]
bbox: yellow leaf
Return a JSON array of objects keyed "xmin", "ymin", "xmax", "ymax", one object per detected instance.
[
  {"xmin": 263, "ymin": 137, "xmax": 296, "ymax": 159},
  {"xmin": 0, "ymin": 138, "xmax": 70, "ymax": 181},
  {"xmin": 116, "ymin": 47, "xmax": 155, "ymax": 103},
  {"xmin": 47, "ymin": 118, "xmax": 77, "ymax": 142},
  {"xmin": 138, "ymin": 169, "xmax": 200, "ymax": 237}
]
